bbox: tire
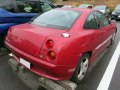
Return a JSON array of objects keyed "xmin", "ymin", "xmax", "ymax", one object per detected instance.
[
  {"xmin": 111, "ymin": 32, "xmax": 116, "ymax": 45},
  {"xmin": 71, "ymin": 53, "xmax": 90, "ymax": 83}
]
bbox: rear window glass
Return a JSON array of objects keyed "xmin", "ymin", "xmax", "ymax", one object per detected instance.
[{"xmin": 31, "ymin": 9, "xmax": 81, "ymax": 30}]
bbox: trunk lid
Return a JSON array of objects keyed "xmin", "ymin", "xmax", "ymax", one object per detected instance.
[{"xmin": 8, "ymin": 23, "xmax": 66, "ymax": 57}]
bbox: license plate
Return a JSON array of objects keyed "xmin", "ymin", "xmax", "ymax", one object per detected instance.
[{"xmin": 20, "ymin": 58, "xmax": 31, "ymax": 69}]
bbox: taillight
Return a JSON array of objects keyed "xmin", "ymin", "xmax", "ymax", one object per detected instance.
[
  {"xmin": 48, "ymin": 51, "xmax": 56, "ymax": 59},
  {"xmin": 46, "ymin": 40, "xmax": 54, "ymax": 48},
  {"xmin": 40, "ymin": 40, "xmax": 56, "ymax": 60}
]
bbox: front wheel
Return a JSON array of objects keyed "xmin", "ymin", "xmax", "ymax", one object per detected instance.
[{"xmin": 71, "ymin": 53, "xmax": 90, "ymax": 83}]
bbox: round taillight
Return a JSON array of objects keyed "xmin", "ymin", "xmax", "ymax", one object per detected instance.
[
  {"xmin": 48, "ymin": 51, "xmax": 56, "ymax": 59},
  {"xmin": 46, "ymin": 40, "xmax": 54, "ymax": 48}
]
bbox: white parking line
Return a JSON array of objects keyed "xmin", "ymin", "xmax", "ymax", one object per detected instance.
[{"xmin": 97, "ymin": 42, "xmax": 120, "ymax": 90}]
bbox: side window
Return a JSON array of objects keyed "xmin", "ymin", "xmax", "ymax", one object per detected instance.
[
  {"xmin": 40, "ymin": 2, "xmax": 52, "ymax": 12},
  {"xmin": 16, "ymin": 1, "xmax": 39, "ymax": 13},
  {"xmin": 94, "ymin": 12, "xmax": 109, "ymax": 28},
  {"xmin": 84, "ymin": 14, "xmax": 98, "ymax": 29}
]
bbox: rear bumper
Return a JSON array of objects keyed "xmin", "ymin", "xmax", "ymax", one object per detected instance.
[{"xmin": 6, "ymin": 41, "xmax": 75, "ymax": 80}]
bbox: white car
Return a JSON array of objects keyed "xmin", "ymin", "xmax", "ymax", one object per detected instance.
[
  {"xmin": 94, "ymin": 5, "xmax": 110, "ymax": 17},
  {"xmin": 78, "ymin": 4, "xmax": 93, "ymax": 9}
]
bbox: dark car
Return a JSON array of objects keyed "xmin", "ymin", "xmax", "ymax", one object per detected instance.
[
  {"xmin": 0, "ymin": 0, "xmax": 56, "ymax": 46},
  {"xmin": 94, "ymin": 5, "xmax": 110, "ymax": 17},
  {"xmin": 112, "ymin": 4, "xmax": 120, "ymax": 20}
]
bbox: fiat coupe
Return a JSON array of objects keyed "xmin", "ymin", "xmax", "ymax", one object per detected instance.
[{"xmin": 5, "ymin": 8, "xmax": 117, "ymax": 83}]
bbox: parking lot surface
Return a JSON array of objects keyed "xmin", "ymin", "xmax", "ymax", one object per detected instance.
[{"xmin": 0, "ymin": 21, "xmax": 120, "ymax": 90}]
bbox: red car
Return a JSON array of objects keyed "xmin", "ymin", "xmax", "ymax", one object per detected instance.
[{"xmin": 5, "ymin": 8, "xmax": 117, "ymax": 83}]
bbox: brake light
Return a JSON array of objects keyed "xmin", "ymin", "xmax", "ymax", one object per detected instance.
[
  {"xmin": 46, "ymin": 40, "xmax": 54, "ymax": 48},
  {"xmin": 48, "ymin": 51, "xmax": 56, "ymax": 59}
]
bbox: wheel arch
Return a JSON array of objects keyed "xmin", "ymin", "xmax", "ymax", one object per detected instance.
[{"xmin": 82, "ymin": 51, "xmax": 93, "ymax": 59}]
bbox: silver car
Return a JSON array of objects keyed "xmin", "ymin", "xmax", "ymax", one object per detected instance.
[{"xmin": 94, "ymin": 5, "xmax": 110, "ymax": 17}]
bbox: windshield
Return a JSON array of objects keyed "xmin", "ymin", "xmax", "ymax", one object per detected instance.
[
  {"xmin": 31, "ymin": 9, "xmax": 81, "ymax": 30},
  {"xmin": 94, "ymin": 6, "xmax": 106, "ymax": 10},
  {"xmin": 115, "ymin": 5, "xmax": 120, "ymax": 10}
]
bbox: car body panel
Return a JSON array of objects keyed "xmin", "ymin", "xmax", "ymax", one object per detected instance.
[
  {"xmin": 8, "ymin": 23, "xmax": 66, "ymax": 57},
  {"xmin": 5, "ymin": 8, "xmax": 117, "ymax": 80}
]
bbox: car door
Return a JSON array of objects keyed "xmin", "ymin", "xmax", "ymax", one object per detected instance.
[
  {"xmin": 83, "ymin": 13, "xmax": 105, "ymax": 57},
  {"xmin": 94, "ymin": 11, "xmax": 113, "ymax": 50}
]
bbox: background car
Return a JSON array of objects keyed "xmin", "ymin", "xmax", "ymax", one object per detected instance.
[
  {"xmin": 94, "ymin": 5, "xmax": 110, "ymax": 17},
  {"xmin": 0, "ymin": 0, "xmax": 56, "ymax": 46},
  {"xmin": 6, "ymin": 8, "xmax": 117, "ymax": 84},
  {"xmin": 78, "ymin": 4, "xmax": 93, "ymax": 9},
  {"xmin": 112, "ymin": 4, "xmax": 120, "ymax": 20},
  {"xmin": 62, "ymin": 5, "xmax": 76, "ymax": 8}
]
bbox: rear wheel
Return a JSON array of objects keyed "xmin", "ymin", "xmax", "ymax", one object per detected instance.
[{"xmin": 71, "ymin": 53, "xmax": 90, "ymax": 83}]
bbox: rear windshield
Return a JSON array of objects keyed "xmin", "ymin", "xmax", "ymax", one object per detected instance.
[{"xmin": 31, "ymin": 9, "xmax": 81, "ymax": 30}]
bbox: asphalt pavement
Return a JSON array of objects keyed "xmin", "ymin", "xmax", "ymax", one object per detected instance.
[
  {"xmin": 0, "ymin": 21, "xmax": 120, "ymax": 90},
  {"xmin": 0, "ymin": 54, "xmax": 30, "ymax": 90}
]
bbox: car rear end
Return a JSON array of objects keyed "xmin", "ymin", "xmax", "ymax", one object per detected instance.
[
  {"xmin": 5, "ymin": 9, "xmax": 82, "ymax": 80},
  {"xmin": 5, "ymin": 23, "xmax": 74, "ymax": 80}
]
